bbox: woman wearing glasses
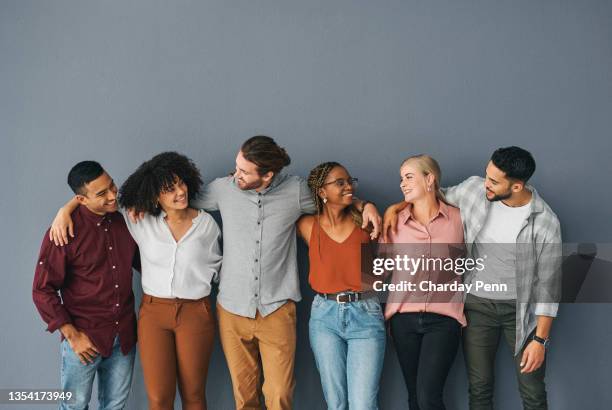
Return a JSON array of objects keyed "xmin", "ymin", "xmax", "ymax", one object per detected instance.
[{"xmin": 296, "ymin": 162, "xmax": 385, "ymax": 410}]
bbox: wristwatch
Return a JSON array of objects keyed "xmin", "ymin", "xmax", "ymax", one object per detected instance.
[{"xmin": 532, "ymin": 334, "xmax": 550, "ymax": 348}]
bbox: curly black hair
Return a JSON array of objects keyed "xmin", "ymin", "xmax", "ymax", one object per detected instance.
[{"xmin": 118, "ymin": 152, "xmax": 203, "ymax": 216}]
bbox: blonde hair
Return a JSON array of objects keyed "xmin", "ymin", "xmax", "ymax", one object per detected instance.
[{"xmin": 401, "ymin": 154, "xmax": 447, "ymax": 203}]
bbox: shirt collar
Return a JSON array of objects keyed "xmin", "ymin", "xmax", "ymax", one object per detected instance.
[
  {"xmin": 159, "ymin": 208, "xmax": 203, "ymax": 223},
  {"xmin": 487, "ymin": 185, "xmax": 544, "ymax": 216},
  {"xmin": 400, "ymin": 199, "xmax": 450, "ymax": 225},
  {"xmin": 234, "ymin": 172, "xmax": 287, "ymax": 195},
  {"xmin": 262, "ymin": 172, "xmax": 286, "ymax": 193},
  {"xmin": 526, "ymin": 185, "xmax": 545, "ymax": 214},
  {"xmin": 77, "ymin": 204, "xmax": 111, "ymax": 224}
]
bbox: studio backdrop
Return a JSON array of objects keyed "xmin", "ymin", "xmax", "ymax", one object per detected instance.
[{"xmin": 1, "ymin": 1, "xmax": 611, "ymax": 409}]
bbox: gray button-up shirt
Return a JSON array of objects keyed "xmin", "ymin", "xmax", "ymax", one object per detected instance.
[{"xmin": 192, "ymin": 173, "xmax": 315, "ymax": 318}]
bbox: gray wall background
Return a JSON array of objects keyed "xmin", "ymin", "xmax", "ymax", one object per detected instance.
[{"xmin": 1, "ymin": 0, "xmax": 611, "ymax": 409}]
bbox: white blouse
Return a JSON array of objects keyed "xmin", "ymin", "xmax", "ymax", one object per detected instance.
[{"xmin": 122, "ymin": 208, "xmax": 222, "ymax": 299}]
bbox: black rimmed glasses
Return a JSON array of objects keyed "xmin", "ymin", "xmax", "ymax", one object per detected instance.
[{"xmin": 322, "ymin": 177, "xmax": 359, "ymax": 188}]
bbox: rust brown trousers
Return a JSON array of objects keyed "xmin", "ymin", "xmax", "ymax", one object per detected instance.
[{"xmin": 138, "ymin": 294, "xmax": 216, "ymax": 410}]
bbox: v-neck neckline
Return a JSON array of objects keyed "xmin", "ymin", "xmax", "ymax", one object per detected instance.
[
  {"xmin": 162, "ymin": 209, "xmax": 202, "ymax": 244},
  {"xmin": 318, "ymin": 221, "xmax": 358, "ymax": 245}
]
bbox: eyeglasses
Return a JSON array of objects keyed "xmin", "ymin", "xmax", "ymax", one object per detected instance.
[{"xmin": 322, "ymin": 177, "xmax": 359, "ymax": 188}]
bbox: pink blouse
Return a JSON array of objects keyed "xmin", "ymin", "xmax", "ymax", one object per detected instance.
[{"xmin": 382, "ymin": 200, "xmax": 467, "ymax": 327}]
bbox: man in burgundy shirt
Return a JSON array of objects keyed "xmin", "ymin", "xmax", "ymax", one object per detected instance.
[{"xmin": 33, "ymin": 161, "xmax": 139, "ymax": 410}]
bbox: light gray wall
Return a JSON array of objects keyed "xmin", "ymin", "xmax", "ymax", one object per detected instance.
[{"xmin": 1, "ymin": 0, "xmax": 611, "ymax": 409}]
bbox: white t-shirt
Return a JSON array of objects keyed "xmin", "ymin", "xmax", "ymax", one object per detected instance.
[{"xmin": 471, "ymin": 199, "xmax": 531, "ymax": 300}]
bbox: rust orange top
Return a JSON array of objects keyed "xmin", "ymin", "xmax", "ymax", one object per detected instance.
[{"xmin": 308, "ymin": 220, "xmax": 371, "ymax": 294}]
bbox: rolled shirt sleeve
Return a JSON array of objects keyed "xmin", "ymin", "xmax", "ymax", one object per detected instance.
[
  {"xmin": 32, "ymin": 231, "xmax": 72, "ymax": 333},
  {"xmin": 534, "ymin": 218, "xmax": 562, "ymax": 317}
]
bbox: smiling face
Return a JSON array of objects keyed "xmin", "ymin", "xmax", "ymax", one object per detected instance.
[
  {"xmin": 76, "ymin": 172, "xmax": 118, "ymax": 215},
  {"xmin": 157, "ymin": 176, "xmax": 189, "ymax": 213},
  {"xmin": 484, "ymin": 160, "xmax": 522, "ymax": 202},
  {"xmin": 318, "ymin": 166, "xmax": 355, "ymax": 207},
  {"xmin": 234, "ymin": 150, "xmax": 273, "ymax": 191},
  {"xmin": 399, "ymin": 161, "xmax": 434, "ymax": 203}
]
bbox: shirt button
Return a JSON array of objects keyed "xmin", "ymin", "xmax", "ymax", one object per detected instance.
[
  {"xmin": 255, "ymin": 259, "xmax": 258, "ymax": 262},
  {"xmin": 97, "ymin": 223, "xmax": 101, "ymax": 226},
  {"xmin": 255, "ymin": 294, "xmax": 258, "ymax": 297},
  {"xmin": 257, "ymin": 221, "xmax": 261, "ymax": 225},
  {"xmin": 39, "ymin": 261, "xmax": 43, "ymax": 265},
  {"xmin": 112, "ymin": 266, "xmax": 116, "ymax": 269},
  {"xmin": 104, "ymin": 229, "xmax": 108, "ymax": 232},
  {"xmin": 115, "ymin": 321, "xmax": 119, "ymax": 325},
  {"xmin": 255, "ymin": 277, "xmax": 258, "ymax": 280},
  {"xmin": 109, "ymin": 246, "xmax": 113, "ymax": 250},
  {"xmin": 115, "ymin": 303, "xmax": 120, "ymax": 307},
  {"xmin": 256, "ymin": 240, "xmax": 260, "ymax": 244},
  {"xmin": 115, "ymin": 284, "xmax": 119, "ymax": 288}
]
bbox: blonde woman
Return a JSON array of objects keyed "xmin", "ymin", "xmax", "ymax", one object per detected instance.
[{"xmin": 383, "ymin": 155, "xmax": 466, "ymax": 410}]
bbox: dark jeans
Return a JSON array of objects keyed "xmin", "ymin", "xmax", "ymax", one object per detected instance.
[
  {"xmin": 390, "ymin": 312, "xmax": 461, "ymax": 410},
  {"xmin": 463, "ymin": 294, "xmax": 547, "ymax": 410}
]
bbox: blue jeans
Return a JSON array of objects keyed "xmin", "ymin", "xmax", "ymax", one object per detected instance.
[
  {"xmin": 309, "ymin": 294, "xmax": 386, "ymax": 410},
  {"xmin": 60, "ymin": 335, "xmax": 135, "ymax": 410}
]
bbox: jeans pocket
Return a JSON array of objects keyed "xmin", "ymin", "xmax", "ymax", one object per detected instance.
[
  {"xmin": 363, "ymin": 298, "xmax": 382, "ymax": 313},
  {"xmin": 360, "ymin": 299, "xmax": 384, "ymax": 323},
  {"xmin": 310, "ymin": 296, "xmax": 328, "ymax": 319},
  {"xmin": 61, "ymin": 340, "xmax": 68, "ymax": 375}
]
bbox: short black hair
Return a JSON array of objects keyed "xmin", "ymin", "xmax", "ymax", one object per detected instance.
[
  {"xmin": 118, "ymin": 152, "xmax": 202, "ymax": 216},
  {"xmin": 490, "ymin": 146, "xmax": 536, "ymax": 182},
  {"xmin": 67, "ymin": 161, "xmax": 105, "ymax": 195}
]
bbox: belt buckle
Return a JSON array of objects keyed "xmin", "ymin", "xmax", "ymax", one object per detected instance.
[{"xmin": 336, "ymin": 292, "xmax": 347, "ymax": 304}]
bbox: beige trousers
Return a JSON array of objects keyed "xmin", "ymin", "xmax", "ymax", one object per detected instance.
[{"xmin": 217, "ymin": 301, "xmax": 297, "ymax": 410}]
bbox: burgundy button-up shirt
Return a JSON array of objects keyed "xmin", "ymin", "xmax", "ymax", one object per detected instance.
[{"xmin": 33, "ymin": 205, "xmax": 139, "ymax": 357}]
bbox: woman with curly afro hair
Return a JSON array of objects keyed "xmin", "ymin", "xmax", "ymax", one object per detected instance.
[{"xmin": 51, "ymin": 152, "xmax": 222, "ymax": 410}]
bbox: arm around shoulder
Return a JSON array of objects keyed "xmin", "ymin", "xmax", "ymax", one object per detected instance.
[
  {"xmin": 442, "ymin": 175, "xmax": 482, "ymax": 206},
  {"xmin": 191, "ymin": 178, "xmax": 225, "ymax": 211},
  {"xmin": 49, "ymin": 196, "xmax": 80, "ymax": 246}
]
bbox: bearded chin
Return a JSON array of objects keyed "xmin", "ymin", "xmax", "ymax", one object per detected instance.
[
  {"xmin": 488, "ymin": 190, "xmax": 512, "ymax": 202},
  {"xmin": 239, "ymin": 179, "xmax": 264, "ymax": 191}
]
